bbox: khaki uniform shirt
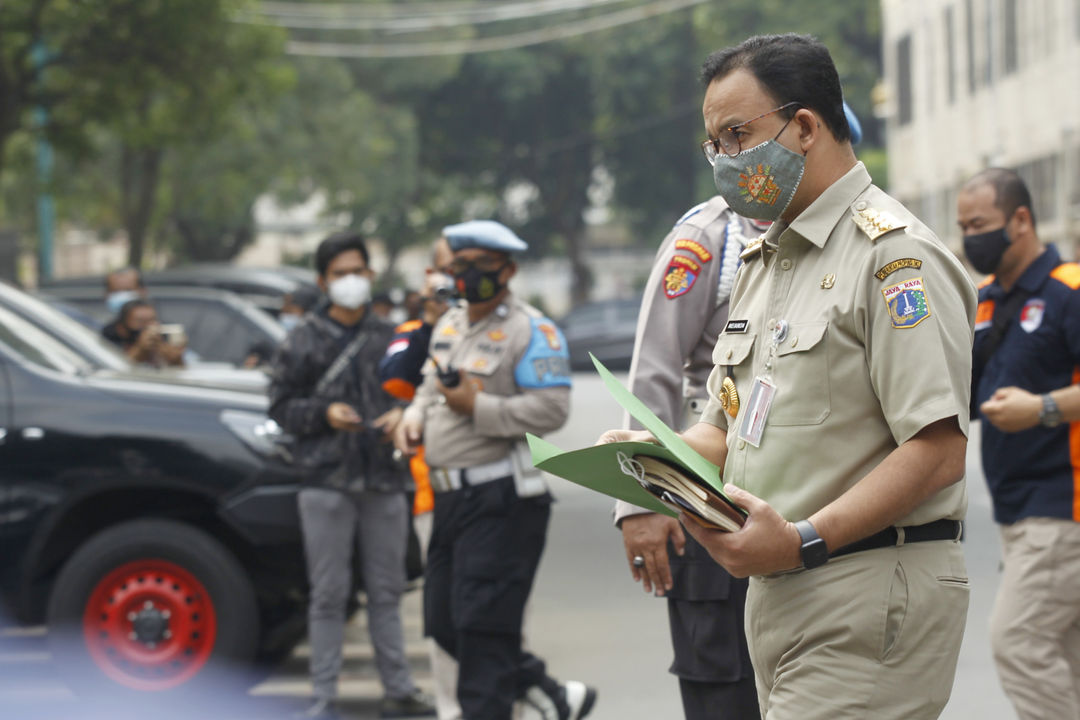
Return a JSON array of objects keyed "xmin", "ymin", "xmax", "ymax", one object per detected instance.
[
  {"xmin": 405, "ymin": 293, "xmax": 571, "ymax": 469},
  {"xmin": 700, "ymin": 163, "xmax": 977, "ymax": 527},
  {"xmin": 615, "ymin": 196, "xmax": 762, "ymax": 524}
]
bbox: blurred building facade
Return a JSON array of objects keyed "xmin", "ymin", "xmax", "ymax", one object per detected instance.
[{"xmin": 881, "ymin": 0, "xmax": 1080, "ymax": 255}]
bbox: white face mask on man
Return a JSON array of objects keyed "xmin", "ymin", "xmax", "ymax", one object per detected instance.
[{"xmin": 327, "ymin": 274, "xmax": 372, "ymax": 310}]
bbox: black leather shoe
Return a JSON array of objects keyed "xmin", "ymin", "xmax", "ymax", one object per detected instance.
[
  {"xmin": 293, "ymin": 698, "xmax": 340, "ymax": 720},
  {"xmin": 379, "ymin": 689, "xmax": 437, "ymax": 718}
]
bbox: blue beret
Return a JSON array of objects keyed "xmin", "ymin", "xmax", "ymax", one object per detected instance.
[
  {"xmin": 443, "ymin": 220, "xmax": 528, "ymax": 254},
  {"xmin": 843, "ymin": 101, "xmax": 863, "ymax": 145}
]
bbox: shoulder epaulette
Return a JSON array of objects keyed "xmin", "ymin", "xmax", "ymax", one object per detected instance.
[
  {"xmin": 850, "ymin": 201, "xmax": 907, "ymax": 241},
  {"xmin": 673, "ymin": 201, "xmax": 709, "ymax": 228},
  {"xmin": 1050, "ymin": 263, "xmax": 1080, "ymax": 290}
]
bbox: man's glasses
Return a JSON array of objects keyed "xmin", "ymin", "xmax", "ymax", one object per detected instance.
[{"xmin": 700, "ymin": 101, "xmax": 801, "ymax": 165}]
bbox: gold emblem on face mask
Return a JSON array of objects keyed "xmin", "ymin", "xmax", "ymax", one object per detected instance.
[{"xmin": 719, "ymin": 377, "xmax": 740, "ymax": 418}]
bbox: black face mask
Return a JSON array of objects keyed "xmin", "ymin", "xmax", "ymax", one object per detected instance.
[
  {"xmin": 454, "ymin": 263, "xmax": 508, "ymax": 303},
  {"xmin": 963, "ymin": 226, "xmax": 1011, "ymax": 275}
]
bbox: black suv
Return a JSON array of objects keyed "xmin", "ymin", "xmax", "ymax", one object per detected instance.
[{"xmin": 0, "ymin": 299, "xmax": 308, "ymax": 696}]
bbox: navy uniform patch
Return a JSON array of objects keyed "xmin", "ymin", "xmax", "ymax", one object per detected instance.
[{"xmin": 882, "ymin": 277, "xmax": 931, "ymax": 329}]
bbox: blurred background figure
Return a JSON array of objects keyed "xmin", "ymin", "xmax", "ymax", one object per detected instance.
[
  {"xmin": 103, "ymin": 266, "xmax": 148, "ymax": 316},
  {"xmin": 101, "ymin": 298, "xmax": 186, "ymax": 367}
]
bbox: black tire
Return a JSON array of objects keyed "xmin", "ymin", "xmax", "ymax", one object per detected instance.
[{"xmin": 46, "ymin": 519, "xmax": 259, "ymax": 699}]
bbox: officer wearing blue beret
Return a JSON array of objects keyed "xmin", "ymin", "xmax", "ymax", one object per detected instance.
[{"xmin": 395, "ymin": 221, "xmax": 596, "ymax": 720}]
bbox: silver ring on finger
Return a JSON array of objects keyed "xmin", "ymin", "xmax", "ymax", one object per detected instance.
[{"xmin": 632, "ymin": 555, "xmax": 645, "ymax": 568}]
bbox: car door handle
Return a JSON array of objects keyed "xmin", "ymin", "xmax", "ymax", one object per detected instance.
[{"xmin": 21, "ymin": 427, "xmax": 45, "ymax": 440}]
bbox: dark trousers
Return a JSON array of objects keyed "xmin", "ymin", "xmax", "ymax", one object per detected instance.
[
  {"xmin": 424, "ymin": 476, "xmax": 555, "ymax": 720},
  {"xmin": 667, "ymin": 535, "xmax": 759, "ymax": 720}
]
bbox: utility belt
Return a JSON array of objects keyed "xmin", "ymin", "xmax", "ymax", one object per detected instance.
[
  {"xmin": 429, "ymin": 442, "xmax": 549, "ymax": 498},
  {"xmin": 429, "ymin": 458, "xmax": 514, "ymax": 492},
  {"xmin": 831, "ymin": 519, "xmax": 963, "ymax": 559}
]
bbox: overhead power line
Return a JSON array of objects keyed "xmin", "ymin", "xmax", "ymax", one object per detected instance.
[
  {"xmin": 243, "ymin": 0, "xmax": 629, "ymax": 31},
  {"xmin": 283, "ymin": 0, "xmax": 709, "ymax": 58}
]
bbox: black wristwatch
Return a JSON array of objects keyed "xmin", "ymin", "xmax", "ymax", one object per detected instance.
[
  {"xmin": 794, "ymin": 520, "xmax": 829, "ymax": 569},
  {"xmin": 1040, "ymin": 394, "xmax": 1063, "ymax": 428}
]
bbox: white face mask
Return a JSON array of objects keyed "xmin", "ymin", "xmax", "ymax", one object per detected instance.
[{"xmin": 327, "ymin": 274, "xmax": 371, "ymax": 310}]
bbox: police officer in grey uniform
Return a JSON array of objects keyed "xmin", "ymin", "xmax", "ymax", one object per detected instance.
[
  {"xmin": 615, "ymin": 196, "xmax": 765, "ymax": 719},
  {"xmin": 395, "ymin": 221, "xmax": 596, "ymax": 720}
]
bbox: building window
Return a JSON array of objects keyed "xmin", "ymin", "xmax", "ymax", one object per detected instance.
[
  {"xmin": 945, "ymin": 6, "xmax": 957, "ymax": 103},
  {"xmin": 1003, "ymin": 0, "xmax": 1018, "ymax": 74},
  {"xmin": 897, "ymin": 34, "xmax": 913, "ymax": 126}
]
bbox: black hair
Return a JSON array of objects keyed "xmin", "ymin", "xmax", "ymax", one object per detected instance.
[
  {"xmin": 119, "ymin": 298, "xmax": 153, "ymax": 324},
  {"xmin": 964, "ymin": 167, "xmax": 1037, "ymax": 229},
  {"xmin": 104, "ymin": 266, "xmax": 145, "ymax": 291},
  {"xmin": 700, "ymin": 33, "xmax": 851, "ymax": 143},
  {"xmin": 288, "ymin": 284, "xmax": 323, "ymax": 312},
  {"xmin": 314, "ymin": 232, "xmax": 370, "ymax": 277}
]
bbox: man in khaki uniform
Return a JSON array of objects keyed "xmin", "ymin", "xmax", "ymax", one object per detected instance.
[
  {"xmin": 395, "ymin": 220, "xmax": 596, "ymax": 720},
  {"xmin": 600, "ymin": 34, "xmax": 976, "ymax": 719},
  {"xmin": 615, "ymin": 196, "xmax": 764, "ymax": 719}
]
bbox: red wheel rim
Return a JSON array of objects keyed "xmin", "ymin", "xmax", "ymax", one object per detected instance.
[{"xmin": 82, "ymin": 559, "xmax": 218, "ymax": 691}]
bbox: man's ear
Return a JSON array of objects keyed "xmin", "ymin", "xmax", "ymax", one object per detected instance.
[
  {"xmin": 316, "ymin": 276, "xmax": 327, "ymax": 293},
  {"xmin": 1011, "ymin": 206, "xmax": 1034, "ymax": 235},
  {"xmin": 503, "ymin": 261, "xmax": 518, "ymax": 281},
  {"xmin": 793, "ymin": 108, "xmax": 819, "ymax": 153}
]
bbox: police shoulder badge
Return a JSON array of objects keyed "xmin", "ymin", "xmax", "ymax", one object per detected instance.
[
  {"xmin": 881, "ymin": 276, "xmax": 931, "ymax": 329},
  {"xmin": 663, "ymin": 256, "xmax": 698, "ymax": 299}
]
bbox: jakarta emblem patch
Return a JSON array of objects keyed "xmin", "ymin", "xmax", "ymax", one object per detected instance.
[{"xmin": 881, "ymin": 277, "xmax": 931, "ymax": 329}]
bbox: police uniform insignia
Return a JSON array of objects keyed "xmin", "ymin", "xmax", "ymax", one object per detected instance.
[
  {"xmin": 740, "ymin": 237, "xmax": 765, "ymax": 261},
  {"xmin": 674, "ymin": 238, "xmax": 713, "ymax": 262},
  {"xmin": 820, "ymin": 273, "xmax": 836, "ymax": 289},
  {"xmin": 487, "ymin": 329, "xmax": 506, "ymax": 341},
  {"xmin": 738, "ymin": 163, "xmax": 782, "ymax": 206},
  {"xmin": 882, "ymin": 277, "xmax": 931, "ymax": 328},
  {"xmin": 874, "ymin": 258, "xmax": 923, "ymax": 280},
  {"xmin": 1019, "ymin": 298, "xmax": 1045, "ymax": 333},
  {"xmin": 537, "ymin": 323, "xmax": 562, "ymax": 350},
  {"xmin": 663, "ymin": 263, "xmax": 696, "ymax": 299},
  {"xmin": 471, "ymin": 357, "xmax": 488, "ymax": 371},
  {"xmin": 440, "ymin": 324, "xmax": 458, "ymax": 336},
  {"xmin": 851, "ymin": 202, "xmax": 907, "ymax": 241},
  {"xmin": 719, "ymin": 377, "xmax": 740, "ymax": 418}
]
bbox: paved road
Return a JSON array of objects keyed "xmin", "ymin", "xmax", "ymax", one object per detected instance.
[{"xmin": 0, "ymin": 372, "xmax": 1016, "ymax": 718}]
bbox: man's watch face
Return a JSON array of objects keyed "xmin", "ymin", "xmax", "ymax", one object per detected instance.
[{"xmin": 802, "ymin": 537, "xmax": 829, "ymax": 569}]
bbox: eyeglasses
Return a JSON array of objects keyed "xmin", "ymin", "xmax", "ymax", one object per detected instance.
[{"xmin": 700, "ymin": 101, "xmax": 801, "ymax": 165}]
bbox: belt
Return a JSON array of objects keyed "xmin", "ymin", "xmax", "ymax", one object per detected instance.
[
  {"xmin": 831, "ymin": 519, "xmax": 963, "ymax": 559},
  {"xmin": 429, "ymin": 457, "xmax": 514, "ymax": 493}
]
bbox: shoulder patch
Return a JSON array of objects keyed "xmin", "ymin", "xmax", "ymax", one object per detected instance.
[
  {"xmin": 974, "ymin": 299, "xmax": 994, "ymax": 331},
  {"xmin": 1050, "ymin": 263, "xmax": 1080, "ymax": 290},
  {"xmin": 663, "ymin": 259, "xmax": 699, "ymax": 299},
  {"xmin": 874, "ymin": 258, "xmax": 922, "ymax": 280},
  {"xmin": 674, "ymin": 238, "xmax": 713, "ymax": 262},
  {"xmin": 673, "ymin": 201, "xmax": 708, "ymax": 228},
  {"xmin": 851, "ymin": 204, "xmax": 907, "ymax": 241},
  {"xmin": 515, "ymin": 318, "xmax": 571, "ymax": 389},
  {"xmin": 881, "ymin": 276, "xmax": 931, "ymax": 329}
]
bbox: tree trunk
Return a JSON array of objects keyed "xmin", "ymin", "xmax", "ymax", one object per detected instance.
[{"xmin": 120, "ymin": 144, "xmax": 163, "ymax": 267}]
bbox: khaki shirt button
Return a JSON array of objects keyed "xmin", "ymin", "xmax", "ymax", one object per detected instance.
[
  {"xmin": 737, "ymin": 440, "xmax": 746, "ymax": 451},
  {"xmin": 855, "ymin": 200, "xmax": 867, "ymax": 211},
  {"xmin": 790, "ymin": 336, "xmax": 798, "ymax": 348},
  {"xmin": 726, "ymin": 349, "xmax": 733, "ymax": 360},
  {"xmin": 767, "ymin": 317, "xmax": 776, "ymax": 330},
  {"xmin": 780, "ymin": 258, "xmax": 793, "ymax": 271}
]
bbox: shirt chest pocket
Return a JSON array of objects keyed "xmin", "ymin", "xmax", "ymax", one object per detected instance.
[
  {"xmin": 769, "ymin": 321, "xmax": 830, "ymax": 426},
  {"xmin": 461, "ymin": 344, "xmax": 508, "ymax": 390}
]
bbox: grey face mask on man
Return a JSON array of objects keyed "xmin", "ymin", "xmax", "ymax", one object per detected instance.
[{"xmin": 712, "ymin": 138, "xmax": 806, "ymax": 222}]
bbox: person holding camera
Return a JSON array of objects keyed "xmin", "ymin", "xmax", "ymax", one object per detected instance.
[
  {"xmin": 101, "ymin": 298, "xmax": 186, "ymax": 367},
  {"xmin": 268, "ymin": 232, "xmax": 435, "ymax": 720}
]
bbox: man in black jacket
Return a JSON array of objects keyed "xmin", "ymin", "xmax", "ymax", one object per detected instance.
[{"xmin": 269, "ymin": 232, "xmax": 435, "ymax": 720}]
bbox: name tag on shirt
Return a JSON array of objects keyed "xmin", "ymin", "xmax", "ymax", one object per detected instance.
[{"xmin": 725, "ymin": 319, "xmax": 749, "ymax": 334}]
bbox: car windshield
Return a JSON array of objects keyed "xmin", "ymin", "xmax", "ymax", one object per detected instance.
[
  {"xmin": 0, "ymin": 303, "xmax": 95, "ymax": 375},
  {"xmin": 0, "ymin": 285, "xmax": 130, "ymax": 371}
]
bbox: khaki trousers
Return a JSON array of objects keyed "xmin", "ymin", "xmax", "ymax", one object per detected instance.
[
  {"xmin": 747, "ymin": 540, "xmax": 968, "ymax": 720},
  {"xmin": 990, "ymin": 516, "xmax": 1080, "ymax": 720}
]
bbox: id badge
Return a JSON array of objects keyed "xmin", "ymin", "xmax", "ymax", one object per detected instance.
[{"xmin": 737, "ymin": 376, "xmax": 776, "ymax": 447}]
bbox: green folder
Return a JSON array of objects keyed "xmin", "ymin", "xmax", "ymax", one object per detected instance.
[{"xmin": 527, "ymin": 354, "xmax": 743, "ymax": 521}]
